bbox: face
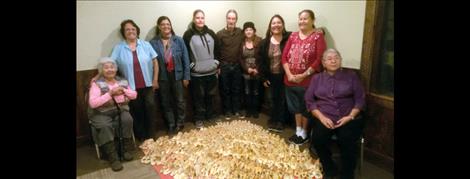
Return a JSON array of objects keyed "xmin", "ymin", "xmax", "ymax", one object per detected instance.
[
  {"xmin": 270, "ymin": 17, "xmax": 284, "ymax": 35},
  {"xmin": 226, "ymin": 12, "xmax": 237, "ymax": 29},
  {"xmin": 158, "ymin": 19, "xmax": 172, "ymax": 35},
  {"xmin": 244, "ymin": 28, "xmax": 254, "ymax": 39},
  {"xmin": 322, "ymin": 52, "xmax": 342, "ymax": 72},
  {"xmin": 298, "ymin": 12, "xmax": 314, "ymax": 31},
  {"xmin": 194, "ymin": 12, "xmax": 205, "ymax": 29},
  {"xmin": 102, "ymin": 63, "xmax": 117, "ymax": 79},
  {"xmin": 124, "ymin": 23, "xmax": 138, "ymax": 40}
]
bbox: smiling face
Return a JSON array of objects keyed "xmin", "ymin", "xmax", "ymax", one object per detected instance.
[
  {"xmin": 102, "ymin": 62, "xmax": 117, "ymax": 79},
  {"xmin": 244, "ymin": 27, "xmax": 254, "ymax": 39},
  {"xmin": 124, "ymin": 23, "xmax": 138, "ymax": 41},
  {"xmin": 270, "ymin": 17, "xmax": 284, "ymax": 35},
  {"xmin": 193, "ymin": 11, "xmax": 205, "ymax": 29},
  {"xmin": 158, "ymin": 19, "xmax": 172, "ymax": 36},
  {"xmin": 322, "ymin": 51, "xmax": 342, "ymax": 73},
  {"xmin": 298, "ymin": 11, "xmax": 314, "ymax": 32},
  {"xmin": 226, "ymin": 12, "xmax": 237, "ymax": 30}
]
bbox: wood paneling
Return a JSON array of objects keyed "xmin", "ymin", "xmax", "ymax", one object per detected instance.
[{"xmin": 360, "ymin": 0, "xmax": 394, "ymax": 171}]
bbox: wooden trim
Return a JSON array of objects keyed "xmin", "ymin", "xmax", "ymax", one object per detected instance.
[
  {"xmin": 360, "ymin": 1, "xmax": 380, "ymax": 93},
  {"xmin": 364, "ymin": 147, "xmax": 394, "ymax": 173},
  {"xmin": 368, "ymin": 93, "xmax": 394, "ymax": 110}
]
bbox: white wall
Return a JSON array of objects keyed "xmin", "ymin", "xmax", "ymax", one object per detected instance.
[{"xmin": 77, "ymin": 1, "xmax": 365, "ymax": 71}]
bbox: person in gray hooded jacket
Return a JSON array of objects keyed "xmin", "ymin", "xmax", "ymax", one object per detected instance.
[{"xmin": 183, "ymin": 9, "xmax": 220, "ymax": 129}]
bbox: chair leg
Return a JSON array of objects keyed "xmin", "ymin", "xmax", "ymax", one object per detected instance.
[
  {"xmin": 359, "ymin": 137, "xmax": 364, "ymax": 175},
  {"xmin": 95, "ymin": 144, "xmax": 101, "ymax": 159},
  {"xmin": 132, "ymin": 130, "xmax": 137, "ymax": 148}
]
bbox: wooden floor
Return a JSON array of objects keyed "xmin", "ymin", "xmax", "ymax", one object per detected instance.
[{"xmin": 77, "ymin": 113, "xmax": 393, "ymax": 179}]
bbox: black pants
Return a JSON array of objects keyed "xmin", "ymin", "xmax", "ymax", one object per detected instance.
[
  {"xmin": 129, "ymin": 87, "xmax": 157, "ymax": 140},
  {"xmin": 190, "ymin": 74, "xmax": 217, "ymax": 121},
  {"xmin": 268, "ymin": 73, "xmax": 287, "ymax": 123},
  {"xmin": 244, "ymin": 77, "xmax": 260, "ymax": 115},
  {"xmin": 220, "ymin": 63, "xmax": 242, "ymax": 115},
  {"xmin": 158, "ymin": 71, "xmax": 185, "ymax": 130},
  {"xmin": 310, "ymin": 115, "xmax": 364, "ymax": 179}
]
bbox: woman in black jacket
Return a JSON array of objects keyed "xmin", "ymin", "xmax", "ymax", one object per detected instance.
[{"xmin": 258, "ymin": 14, "xmax": 292, "ymax": 133}]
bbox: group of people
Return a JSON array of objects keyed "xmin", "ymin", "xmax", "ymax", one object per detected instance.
[{"xmin": 86, "ymin": 8, "xmax": 366, "ymax": 179}]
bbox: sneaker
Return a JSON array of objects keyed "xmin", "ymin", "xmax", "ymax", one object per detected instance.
[
  {"xmin": 267, "ymin": 122, "xmax": 276, "ymax": 131},
  {"xmin": 167, "ymin": 127, "xmax": 177, "ymax": 135},
  {"xmin": 270, "ymin": 122, "xmax": 283, "ymax": 133},
  {"xmin": 235, "ymin": 112, "xmax": 245, "ymax": 119},
  {"xmin": 224, "ymin": 114, "xmax": 232, "ymax": 120},
  {"xmin": 195, "ymin": 120, "xmax": 204, "ymax": 129},
  {"xmin": 288, "ymin": 134, "xmax": 300, "ymax": 143},
  {"xmin": 292, "ymin": 136, "xmax": 309, "ymax": 145}
]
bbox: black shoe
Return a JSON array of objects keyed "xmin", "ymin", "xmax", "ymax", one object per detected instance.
[
  {"xmin": 175, "ymin": 125, "xmax": 184, "ymax": 132},
  {"xmin": 267, "ymin": 122, "xmax": 276, "ymax": 131},
  {"xmin": 269, "ymin": 122, "xmax": 283, "ymax": 133},
  {"xmin": 195, "ymin": 120, "xmax": 204, "ymax": 129},
  {"xmin": 293, "ymin": 136, "xmax": 309, "ymax": 145},
  {"xmin": 102, "ymin": 142, "xmax": 123, "ymax": 171},
  {"xmin": 288, "ymin": 134, "xmax": 300, "ymax": 143},
  {"xmin": 167, "ymin": 127, "xmax": 177, "ymax": 135}
]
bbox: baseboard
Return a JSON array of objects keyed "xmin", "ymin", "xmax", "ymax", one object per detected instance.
[{"xmin": 364, "ymin": 148, "xmax": 394, "ymax": 173}]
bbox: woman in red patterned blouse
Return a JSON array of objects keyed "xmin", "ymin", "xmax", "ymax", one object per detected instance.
[{"xmin": 282, "ymin": 9, "xmax": 327, "ymax": 145}]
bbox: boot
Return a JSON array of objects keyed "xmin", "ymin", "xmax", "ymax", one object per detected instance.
[
  {"xmin": 122, "ymin": 138, "xmax": 134, "ymax": 161},
  {"xmin": 102, "ymin": 141, "xmax": 123, "ymax": 171}
]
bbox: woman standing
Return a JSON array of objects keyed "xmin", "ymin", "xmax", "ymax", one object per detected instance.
[
  {"xmin": 111, "ymin": 19, "xmax": 159, "ymax": 141},
  {"xmin": 259, "ymin": 14, "xmax": 292, "ymax": 132},
  {"xmin": 282, "ymin": 9, "xmax": 326, "ymax": 145},
  {"xmin": 150, "ymin": 16, "xmax": 190, "ymax": 135},
  {"xmin": 240, "ymin": 21, "xmax": 262, "ymax": 118},
  {"xmin": 183, "ymin": 9, "xmax": 220, "ymax": 129}
]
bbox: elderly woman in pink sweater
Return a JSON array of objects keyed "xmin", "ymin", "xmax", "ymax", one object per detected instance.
[{"xmin": 88, "ymin": 57, "xmax": 137, "ymax": 171}]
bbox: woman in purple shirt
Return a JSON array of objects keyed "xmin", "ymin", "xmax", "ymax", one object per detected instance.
[{"xmin": 305, "ymin": 48, "xmax": 365, "ymax": 179}]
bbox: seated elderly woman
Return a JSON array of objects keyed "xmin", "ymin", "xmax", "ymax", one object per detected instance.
[
  {"xmin": 305, "ymin": 49, "xmax": 365, "ymax": 179},
  {"xmin": 88, "ymin": 57, "xmax": 137, "ymax": 171}
]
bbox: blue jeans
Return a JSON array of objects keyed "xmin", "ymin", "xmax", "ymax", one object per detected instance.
[{"xmin": 158, "ymin": 71, "xmax": 186, "ymax": 130}]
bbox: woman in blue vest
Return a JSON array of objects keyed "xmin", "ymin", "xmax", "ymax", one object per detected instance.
[{"xmin": 88, "ymin": 57, "xmax": 137, "ymax": 171}]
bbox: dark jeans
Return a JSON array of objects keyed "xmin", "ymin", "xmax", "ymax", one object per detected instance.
[
  {"xmin": 310, "ymin": 114, "xmax": 364, "ymax": 179},
  {"xmin": 268, "ymin": 73, "xmax": 287, "ymax": 123},
  {"xmin": 220, "ymin": 63, "xmax": 242, "ymax": 114},
  {"xmin": 190, "ymin": 74, "xmax": 217, "ymax": 121},
  {"xmin": 244, "ymin": 77, "xmax": 260, "ymax": 115},
  {"xmin": 129, "ymin": 87, "xmax": 157, "ymax": 140},
  {"xmin": 158, "ymin": 71, "xmax": 185, "ymax": 130}
]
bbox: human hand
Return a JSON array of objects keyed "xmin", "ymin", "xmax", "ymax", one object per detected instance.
[
  {"xmin": 334, "ymin": 116, "xmax": 354, "ymax": 128},
  {"xmin": 152, "ymin": 80, "xmax": 159, "ymax": 91},
  {"xmin": 183, "ymin": 80, "xmax": 189, "ymax": 88},
  {"xmin": 110, "ymin": 87, "xmax": 124, "ymax": 96},
  {"xmin": 319, "ymin": 116, "xmax": 335, "ymax": 129},
  {"xmin": 263, "ymin": 80, "xmax": 271, "ymax": 87},
  {"xmin": 287, "ymin": 74, "xmax": 295, "ymax": 82}
]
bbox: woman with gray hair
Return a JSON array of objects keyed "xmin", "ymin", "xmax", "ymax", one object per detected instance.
[
  {"xmin": 88, "ymin": 57, "xmax": 137, "ymax": 171},
  {"xmin": 304, "ymin": 49, "xmax": 365, "ymax": 179}
]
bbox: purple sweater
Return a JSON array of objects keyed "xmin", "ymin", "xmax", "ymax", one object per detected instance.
[{"xmin": 305, "ymin": 69, "xmax": 365, "ymax": 122}]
